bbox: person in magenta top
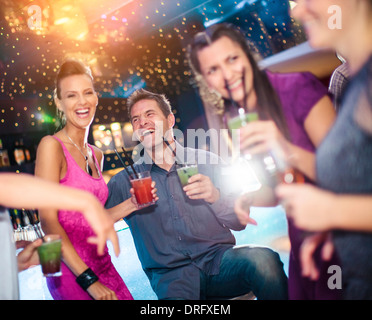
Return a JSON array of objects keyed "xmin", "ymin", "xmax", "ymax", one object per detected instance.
[
  {"xmin": 43, "ymin": 136, "xmax": 133, "ymax": 300},
  {"xmin": 187, "ymin": 23, "xmax": 339, "ymax": 299},
  {"xmin": 0, "ymin": 171, "xmax": 121, "ymax": 300},
  {"xmin": 35, "ymin": 59, "xmax": 157, "ymax": 300}
]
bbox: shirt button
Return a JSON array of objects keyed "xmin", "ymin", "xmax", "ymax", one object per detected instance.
[
  {"xmin": 178, "ymin": 236, "xmax": 182, "ymax": 241},
  {"xmin": 170, "ymin": 194, "xmax": 174, "ymax": 199}
]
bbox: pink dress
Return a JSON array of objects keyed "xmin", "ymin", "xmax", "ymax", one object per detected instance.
[{"xmin": 46, "ymin": 136, "xmax": 133, "ymax": 300}]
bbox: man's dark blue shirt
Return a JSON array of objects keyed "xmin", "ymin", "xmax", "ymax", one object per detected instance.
[{"xmin": 105, "ymin": 142, "xmax": 244, "ymax": 299}]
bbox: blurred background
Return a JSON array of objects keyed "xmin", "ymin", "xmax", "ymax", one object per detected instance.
[{"xmin": 0, "ymin": 0, "xmax": 339, "ymax": 177}]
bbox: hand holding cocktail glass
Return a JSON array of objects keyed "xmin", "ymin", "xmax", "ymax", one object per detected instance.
[
  {"xmin": 183, "ymin": 172, "xmax": 220, "ymax": 204},
  {"xmin": 16, "ymin": 234, "xmax": 63, "ymax": 277},
  {"xmin": 162, "ymin": 137, "xmax": 219, "ymax": 204},
  {"xmin": 238, "ymin": 119, "xmax": 287, "ymax": 156},
  {"xmin": 238, "ymin": 119, "xmax": 305, "ymax": 184},
  {"xmin": 16, "ymin": 238, "xmax": 43, "ymax": 272},
  {"xmin": 176, "ymin": 161, "xmax": 219, "ymax": 204},
  {"xmin": 224, "ymin": 68, "xmax": 304, "ymax": 185},
  {"xmin": 115, "ymin": 148, "xmax": 158, "ymax": 210},
  {"xmin": 129, "ymin": 171, "xmax": 158, "ymax": 209},
  {"xmin": 17, "ymin": 209, "xmax": 63, "ymax": 277},
  {"xmin": 176, "ymin": 163, "xmax": 198, "ymax": 187}
]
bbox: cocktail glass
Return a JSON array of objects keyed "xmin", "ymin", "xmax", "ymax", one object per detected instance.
[
  {"xmin": 129, "ymin": 171, "xmax": 156, "ymax": 208},
  {"xmin": 37, "ymin": 234, "xmax": 62, "ymax": 277},
  {"xmin": 227, "ymin": 110, "xmax": 259, "ymax": 130},
  {"xmin": 176, "ymin": 163, "xmax": 198, "ymax": 187}
]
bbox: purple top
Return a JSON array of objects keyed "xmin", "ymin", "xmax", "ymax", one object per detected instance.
[
  {"xmin": 267, "ymin": 70, "xmax": 328, "ymax": 152},
  {"xmin": 45, "ymin": 136, "xmax": 133, "ymax": 300},
  {"xmin": 267, "ymin": 71, "xmax": 341, "ymax": 300}
]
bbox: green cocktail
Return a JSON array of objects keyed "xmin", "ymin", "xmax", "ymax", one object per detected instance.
[
  {"xmin": 227, "ymin": 111, "xmax": 259, "ymax": 130},
  {"xmin": 176, "ymin": 164, "xmax": 198, "ymax": 187},
  {"xmin": 37, "ymin": 234, "xmax": 62, "ymax": 277}
]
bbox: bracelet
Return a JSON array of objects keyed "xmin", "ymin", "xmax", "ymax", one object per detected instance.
[{"xmin": 76, "ymin": 268, "xmax": 99, "ymax": 291}]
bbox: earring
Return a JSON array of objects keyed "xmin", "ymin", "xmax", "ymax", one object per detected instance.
[{"xmin": 56, "ymin": 108, "xmax": 66, "ymax": 128}]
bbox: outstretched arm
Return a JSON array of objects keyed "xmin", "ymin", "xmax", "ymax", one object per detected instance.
[
  {"xmin": 276, "ymin": 183, "xmax": 372, "ymax": 232},
  {"xmin": 0, "ymin": 172, "xmax": 120, "ymax": 257}
]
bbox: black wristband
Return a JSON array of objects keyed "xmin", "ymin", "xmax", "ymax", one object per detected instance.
[{"xmin": 76, "ymin": 268, "xmax": 99, "ymax": 291}]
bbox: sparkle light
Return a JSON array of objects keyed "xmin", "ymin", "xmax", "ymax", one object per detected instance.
[{"xmin": 0, "ymin": 0, "xmax": 305, "ymax": 139}]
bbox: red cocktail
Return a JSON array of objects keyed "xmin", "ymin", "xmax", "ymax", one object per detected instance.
[{"xmin": 130, "ymin": 171, "xmax": 156, "ymax": 208}]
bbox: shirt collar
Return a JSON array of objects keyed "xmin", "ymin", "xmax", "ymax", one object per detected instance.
[{"xmin": 137, "ymin": 140, "xmax": 191, "ymax": 171}]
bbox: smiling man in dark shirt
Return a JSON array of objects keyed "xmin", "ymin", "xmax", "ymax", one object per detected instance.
[{"xmin": 105, "ymin": 89, "xmax": 288, "ymax": 300}]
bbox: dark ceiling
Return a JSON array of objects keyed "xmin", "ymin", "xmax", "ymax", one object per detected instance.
[{"xmin": 0, "ymin": 0, "xmax": 305, "ymax": 136}]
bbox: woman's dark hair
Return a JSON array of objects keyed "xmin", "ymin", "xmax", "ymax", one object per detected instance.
[{"xmin": 187, "ymin": 23, "xmax": 290, "ymax": 140}]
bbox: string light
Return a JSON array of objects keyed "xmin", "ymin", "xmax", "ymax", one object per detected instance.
[{"xmin": 0, "ymin": 0, "xmax": 305, "ymax": 134}]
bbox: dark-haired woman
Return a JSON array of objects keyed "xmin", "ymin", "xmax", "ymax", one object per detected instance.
[
  {"xmin": 35, "ymin": 60, "xmax": 156, "ymax": 300},
  {"xmin": 188, "ymin": 23, "xmax": 339, "ymax": 299}
]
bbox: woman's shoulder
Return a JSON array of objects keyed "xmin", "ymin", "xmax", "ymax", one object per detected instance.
[
  {"xmin": 38, "ymin": 135, "xmax": 62, "ymax": 150},
  {"xmin": 35, "ymin": 135, "xmax": 66, "ymax": 177},
  {"xmin": 267, "ymin": 70, "xmax": 329, "ymax": 121},
  {"xmin": 37, "ymin": 135, "xmax": 66, "ymax": 160},
  {"xmin": 267, "ymin": 70, "xmax": 328, "ymax": 101},
  {"xmin": 266, "ymin": 69, "xmax": 324, "ymax": 88}
]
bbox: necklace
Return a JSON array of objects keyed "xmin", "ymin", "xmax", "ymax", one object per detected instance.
[{"xmin": 63, "ymin": 131, "xmax": 94, "ymax": 176}]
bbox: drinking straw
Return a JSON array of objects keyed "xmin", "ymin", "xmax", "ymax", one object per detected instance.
[
  {"xmin": 225, "ymin": 68, "xmax": 248, "ymax": 114},
  {"xmin": 114, "ymin": 148, "xmax": 138, "ymax": 179},
  {"xmin": 224, "ymin": 78, "xmax": 240, "ymax": 110},
  {"xmin": 241, "ymin": 67, "xmax": 248, "ymax": 112},
  {"xmin": 121, "ymin": 147, "xmax": 139, "ymax": 179},
  {"xmin": 114, "ymin": 148, "xmax": 130, "ymax": 173},
  {"xmin": 162, "ymin": 137, "xmax": 181, "ymax": 164}
]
